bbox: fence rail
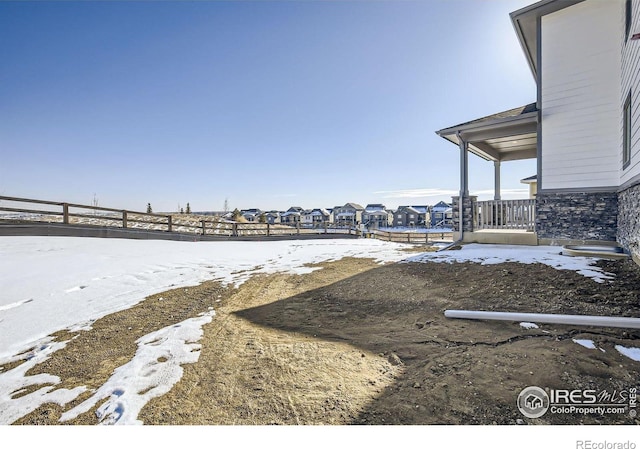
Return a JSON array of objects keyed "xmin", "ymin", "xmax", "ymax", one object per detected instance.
[
  {"xmin": 371, "ymin": 229, "xmax": 453, "ymax": 244},
  {"xmin": 0, "ymin": 195, "xmax": 358, "ymax": 238},
  {"xmin": 475, "ymin": 199, "xmax": 535, "ymax": 231}
]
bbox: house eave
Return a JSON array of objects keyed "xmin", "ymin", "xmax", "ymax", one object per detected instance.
[
  {"xmin": 436, "ymin": 110, "xmax": 538, "ymax": 140},
  {"xmin": 509, "ymin": 0, "xmax": 585, "ymax": 79}
]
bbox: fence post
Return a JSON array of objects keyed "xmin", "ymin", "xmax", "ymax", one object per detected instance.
[
  {"xmin": 201, "ymin": 220, "xmax": 206, "ymax": 235},
  {"xmin": 407, "ymin": 233, "xmax": 411, "ymax": 243},
  {"xmin": 122, "ymin": 211, "xmax": 128, "ymax": 229},
  {"xmin": 296, "ymin": 220, "xmax": 300, "ymax": 235},
  {"xmin": 324, "ymin": 220, "xmax": 327, "ymax": 234},
  {"xmin": 167, "ymin": 215, "xmax": 173, "ymax": 232},
  {"xmin": 62, "ymin": 203, "xmax": 69, "ymax": 224},
  {"xmin": 232, "ymin": 223, "xmax": 238, "ymax": 237},
  {"xmin": 267, "ymin": 223, "xmax": 270, "ymax": 236}
]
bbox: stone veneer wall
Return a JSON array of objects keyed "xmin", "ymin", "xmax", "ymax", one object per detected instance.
[
  {"xmin": 617, "ymin": 182, "xmax": 640, "ymax": 261},
  {"xmin": 535, "ymin": 191, "xmax": 618, "ymax": 241},
  {"xmin": 451, "ymin": 196, "xmax": 477, "ymax": 234}
]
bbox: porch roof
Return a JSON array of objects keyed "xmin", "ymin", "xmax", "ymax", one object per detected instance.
[
  {"xmin": 436, "ymin": 103, "xmax": 538, "ymax": 162},
  {"xmin": 520, "ymin": 174, "xmax": 537, "ymax": 184}
]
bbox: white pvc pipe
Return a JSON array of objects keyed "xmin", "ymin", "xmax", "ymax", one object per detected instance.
[{"xmin": 444, "ymin": 310, "xmax": 640, "ymax": 329}]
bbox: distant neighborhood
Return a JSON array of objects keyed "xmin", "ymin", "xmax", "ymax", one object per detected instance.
[{"xmin": 195, "ymin": 201, "xmax": 453, "ymax": 230}]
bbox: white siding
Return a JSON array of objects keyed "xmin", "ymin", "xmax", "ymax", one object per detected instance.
[
  {"xmin": 541, "ymin": 0, "xmax": 623, "ymax": 190},
  {"xmin": 621, "ymin": 0, "xmax": 640, "ymax": 185}
]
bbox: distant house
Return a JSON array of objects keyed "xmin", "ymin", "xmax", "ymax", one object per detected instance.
[
  {"xmin": 302, "ymin": 208, "xmax": 331, "ymax": 228},
  {"xmin": 241, "ymin": 208, "xmax": 262, "ymax": 223},
  {"xmin": 301, "ymin": 210, "xmax": 312, "ymax": 227},
  {"xmin": 436, "ymin": 0, "xmax": 640, "ymax": 259},
  {"xmin": 412, "ymin": 206, "xmax": 429, "ymax": 226},
  {"xmin": 362, "ymin": 204, "xmax": 391, "ymax": 229},
  {"xmin": 394, "ymin": 206, "xmax": 429, "ymax": 227},
  {"xmin": 430, "ymin": 201, "xmax": 453, "ymax": 228},
  {"xmin": 332, "ymin": 203, "xmax": 364, "ymax": 227},
  {"xmin": 264, "ymin": 211, "xmax": 281, "ymax": 224},
  {"xmin": 312, "ymin": 208, "xmax": 331, "ymax": 227},
  {"xmin": 280, "ymin": 206, "xmax": 303, "ymax": 225},
  {"xmin": 520, "ymin": 175, "xmax": 537, "ymax": 200}
]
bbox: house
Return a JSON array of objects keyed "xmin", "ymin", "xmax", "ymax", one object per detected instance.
[
  {"xmin": 436, "ymin": 0, "xmax": 640, "ymax": 262},
  {"xmin": 411, "ymin": 206, "xmax": 430, "ymax": 226},
  {"xmin": 302, "ymin": 208, "xmax": 331, "ymax": 228},
  {"xmin": 332, "ymin": 203, "xmax": 364, "ymax": 227},
  {"xmin": 263, "ymin": 211, "xmax": 281, "ymax": 225},
  {"xmin": 394, "ymin": 206, "xmax": 428, "ymax": 227},
  {"xmin": 393, "ymin": 206, "xmax": 417, "ymax": 227},
  {"xmin": 280, "ymin": 206, "xmax": 303, "ymax": 225},
  {"xmin": 362, "ymin": 204, "xmax": 392, "ymax": 229},
  {"xmin": 520, "ymin": 175, "xmax": 537, "ymax": 200},
  {"xmin": 241, "ymin": 208, "xmax": 262, "ymax": 222},
  {"xmin": 430, "ymin": 201, "xmax": 453, "ymax": 228}
]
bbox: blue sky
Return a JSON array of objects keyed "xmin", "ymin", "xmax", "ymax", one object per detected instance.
[{"xmin": 0, "ymin": 0, "xmax": 536, "ymax": 213}]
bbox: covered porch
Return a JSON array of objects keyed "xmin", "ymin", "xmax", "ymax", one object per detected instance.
[{"xmin": 436, "ymin": 103, "xmax": 539, "ymax": 245}]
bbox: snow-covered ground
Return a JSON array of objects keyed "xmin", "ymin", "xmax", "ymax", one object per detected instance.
[
  {"xmin": 0, "ymin": 237, "xmax": 637, "ymax": 426},
  {"xmin": 406, "ymin": 243, "xmax": 615, "ymax": 283},
  {"xmin": 0, "ymin": 237, "xmax": 414, "ymax": 360}
]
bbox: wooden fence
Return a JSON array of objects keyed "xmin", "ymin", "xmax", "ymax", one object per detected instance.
[
  {"xmin": 0, "ymin": 195, "xmax": 358, "ymax": 238},
  {"xmin": 371, "ymin": 229, "xmax": 453, "ymax": 244}
]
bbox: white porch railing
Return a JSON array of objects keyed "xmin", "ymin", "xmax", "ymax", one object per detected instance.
[{"xmin": 475, "ymin": 199, "xmax": 535, "ymax": 231}]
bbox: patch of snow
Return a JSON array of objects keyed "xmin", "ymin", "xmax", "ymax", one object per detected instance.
[
  {"xmin": 0, "ymin": 337, "xmax": 87, "ymax": 424},
  {"xmin": 60, "ymin": 311, "xmax": 215, "ymax": 425},
  {"xmin": 67, "ymin": 320, "xmax": 95, "ymax": 332},
  {"xmin": 572, "ymin": 339, "xmax": 596, "ymax": 349},
  {"xmin": 0, "ymin": 298, "xmax": 33, "ymax": 312},
  {"xmin": 406, "ymin": 244, "xmax": 614, "ymax": 283},
  {"xmin": 614, "ymin": 345, "xmax": 640, "ymax": 362},
  {"xmin": 519, "ymin": 322, "xmax": 539, "ymax": 329}
]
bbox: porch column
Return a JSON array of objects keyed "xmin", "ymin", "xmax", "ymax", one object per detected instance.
[
  {"xmin": 494, "ymin": 160, "xmax": 501, "ymax": 200},
  {"xmin": 457, "ymin": 132, "xmax": 469, "ymax": 197},
  {"xmin": 456, "ymin": 132, "xmax": 469, "ymax": 239}
]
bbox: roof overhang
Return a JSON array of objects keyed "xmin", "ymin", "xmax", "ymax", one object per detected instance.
[
  {"xmin": 510, "ymin": 0, "xmax": 584, "ymax": 79},
  {"xmin": 436, "ymin": 105, "xmax": 538, "ymax": 162}
]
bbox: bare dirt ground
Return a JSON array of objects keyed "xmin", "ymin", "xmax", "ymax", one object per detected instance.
[{"xmin": 7, "ymin": 248, "xmax": 640, "ymax": 425}]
